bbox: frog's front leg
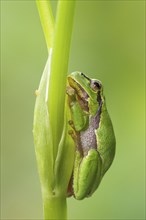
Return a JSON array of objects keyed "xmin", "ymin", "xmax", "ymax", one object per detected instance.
[
  {"xmin": 66, "ymin": 86, "xmax": 88, "ymax": 131},
  {"xmin": 66, "ymin": 90, "xmax": 83, "ymax": 154}
]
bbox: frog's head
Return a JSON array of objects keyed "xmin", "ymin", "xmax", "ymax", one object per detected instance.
[{"xmin": 67, "ymin": 71, "xmax": 103, "ymax": 115}]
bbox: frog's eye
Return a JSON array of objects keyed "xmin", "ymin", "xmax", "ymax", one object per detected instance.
[
  {"xmin": 94, "ymin": 81, "xmax": 101, "ymax": 89},
  {"xmin": 90, "ymin": 80, "xmax": 102, "ymax": 91}
]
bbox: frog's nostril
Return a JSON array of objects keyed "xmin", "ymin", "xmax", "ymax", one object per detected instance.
[{"xmin": 80, "ymin": 72, "xmax": 91, "ymax": 82}]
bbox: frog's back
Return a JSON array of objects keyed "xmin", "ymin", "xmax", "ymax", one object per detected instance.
[{"xmin": 96, "ymin": 107, "xmax": 116, "ymax": 175}]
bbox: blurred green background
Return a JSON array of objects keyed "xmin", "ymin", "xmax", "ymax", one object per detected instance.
[{"xmin": 1, "ymin": 0, "xmax": 145, "ymax": 219}]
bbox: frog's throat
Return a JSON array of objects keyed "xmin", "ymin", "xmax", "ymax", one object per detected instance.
[
  {"xmin": 68, "ymin": 78, "xmax": 90, "ymax": 113},
  {"xmin": 68, "ymin": 77, "xmax": 89, "ymax": 101}
]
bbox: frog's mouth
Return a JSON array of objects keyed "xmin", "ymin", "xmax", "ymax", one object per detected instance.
[{"xmin": 67, "ymin": 77, "xmax": 89, "ymax": 112}]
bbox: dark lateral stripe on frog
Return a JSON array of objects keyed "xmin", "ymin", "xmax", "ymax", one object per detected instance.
[
  {"xmin": 95, "ymin": 91, "xmax": 103, "ymax": 129},
  {"xmin": 80, "ymin": 72, "xmax": 91, "ymax": 81}
]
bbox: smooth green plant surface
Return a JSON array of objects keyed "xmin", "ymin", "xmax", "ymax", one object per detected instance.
[
  {"xmin": 33, "ymin": 1, "xmax": 75, "ymax": 219},
  {"xmin": 48, "ymin": 1, "xmax": 76, "ymax": 159},
  {"xmin": 36, "ymin": 0, "xmax": 54, "ymax": 51}
]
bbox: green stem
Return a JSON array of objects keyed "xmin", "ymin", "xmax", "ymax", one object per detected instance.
[
  {"xmin": 43, "ymin": 196, "xmax": 67, "ymax": 220},
  {"xmin": 36, "ymin": 0, "xmax": 54, "ymax": 50},
  {"xmin": 35, "ymin": 1, "xmax": 76, "ymax": 220},
  {"xmin": 48, "ymin": 0, "xmax": 76, "ymax": 159}
]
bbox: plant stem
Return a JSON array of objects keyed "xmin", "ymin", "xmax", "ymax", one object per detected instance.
[
  {"xmin": 35, "ymin": 1, "xmax": 76, "ymax": 219},
  {"xmin": 43, "ymin": 196, "xmax": 67, "ymax": 220},
  {"xmin": 36, "ymin": 0, "xmax": 54, "ymax": 50},
  {"xmin": 48, "ymin": 0, "xmax": 76, "ymax": 159}
]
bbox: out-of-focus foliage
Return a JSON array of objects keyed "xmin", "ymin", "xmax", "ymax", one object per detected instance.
[{"xmin": 1, "ymin": 1, "xmax": 145, "ymax": 219}]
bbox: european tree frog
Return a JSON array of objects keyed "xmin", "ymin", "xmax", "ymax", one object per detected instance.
[{"xmin": 67, "ymin": 72, "xmax": 116, "ymax": 200}]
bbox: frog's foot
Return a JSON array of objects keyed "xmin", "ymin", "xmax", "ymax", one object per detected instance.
[
  {"xmin": 68, "ymin": 129, "xmax": 81, "ymax": 151},
  {"xmin": 66, "ymin": 86, "xmax": 75, "ymax": 96},
  {"xmin": 68, "ymin": 129, "xmax": 76, "ymax": 141},
  {"xmin": 68, "ymin": 120, "xmax": 75, "ymax": 129}
]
